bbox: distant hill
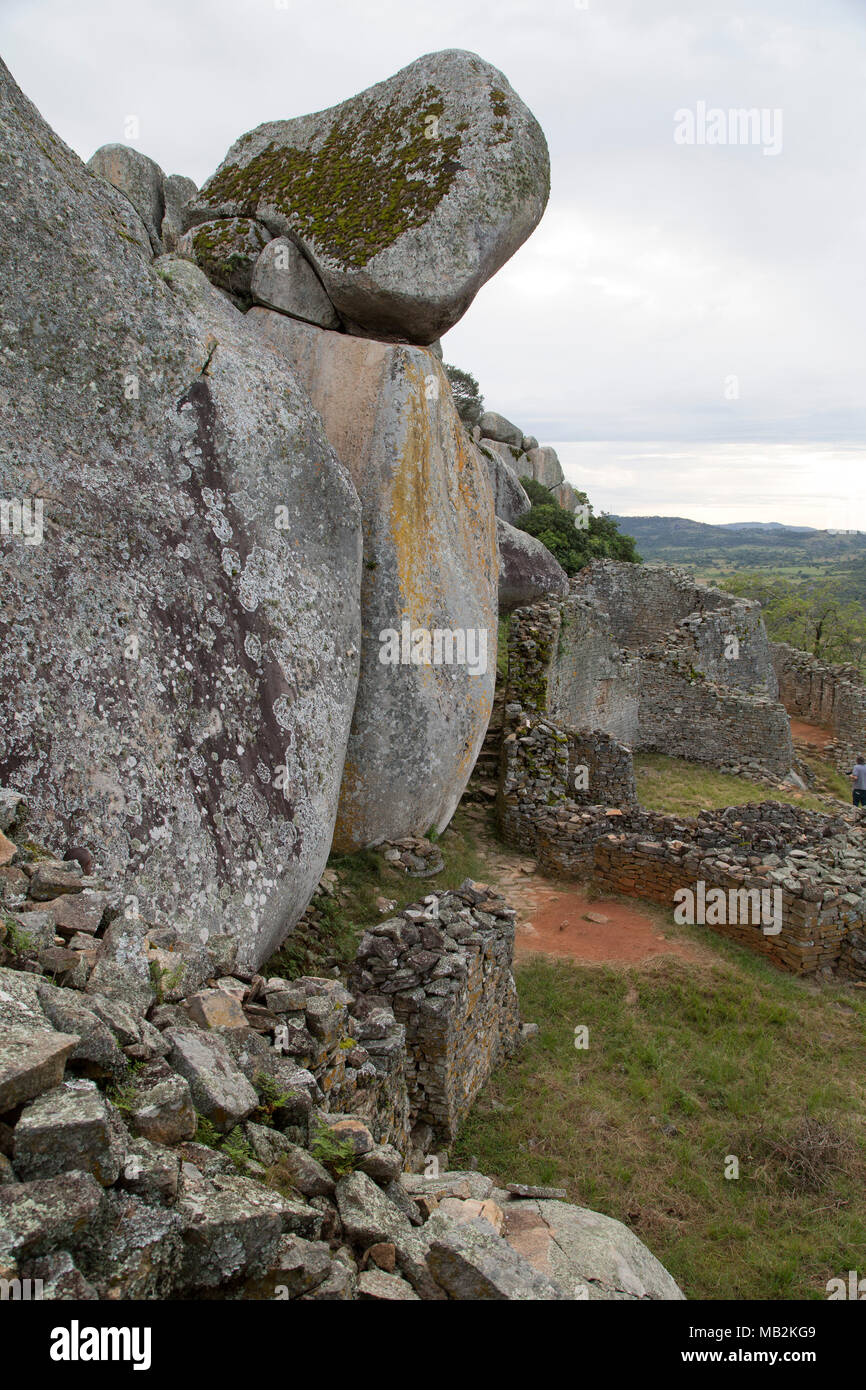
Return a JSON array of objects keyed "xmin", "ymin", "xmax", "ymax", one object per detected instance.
[{"xmin": 609, "ymin": 515, "xmax": 866, "ymax": 606}]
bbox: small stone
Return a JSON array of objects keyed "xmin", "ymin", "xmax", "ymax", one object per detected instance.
[
  {"xmin": 358, "ymin": 1268, "xmax": 420, "ymax": 1300},
  {"xmin": 128, "ymin": 1074, "xmax": 197, "ymax": 1146},
  {"xmin": 186, "ymin": 988, "xmax": 248, "ymax": 1031}
]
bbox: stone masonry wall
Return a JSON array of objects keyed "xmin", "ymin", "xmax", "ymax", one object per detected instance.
[
  {"xmin": 349, "ymin": 884, "xmax": 520, "ymax": 1146},
  {"xmin": 772, "ymin": 642, "xmax": 866, "ymax": 773},
  {"xmin": 499, "ymin": 793, "xmax": 866, "ymax": 978}
]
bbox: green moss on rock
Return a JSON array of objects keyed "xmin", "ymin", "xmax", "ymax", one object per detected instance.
[{"xmin": 200, "ymin": 85, "xmax": 462, "ymax": 268}]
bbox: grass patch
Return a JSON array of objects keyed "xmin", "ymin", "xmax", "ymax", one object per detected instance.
[
  {"xmin": 451, "ymin": 941, "xmax": 866, "ymax": 1300},
  {"xmin": 634, "ymin": 752, "xmax": 834, "ymax": 816},
  {"xmin": 794, "ymin": 747, "xmax": 852, "ymax": 803}
]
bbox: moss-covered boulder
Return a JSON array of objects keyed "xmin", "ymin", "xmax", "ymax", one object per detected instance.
[
  {"xmin": 190, "ymin": 50, "xmax": 550, "ymax": 344},
  {"xmin": 178, "ymin": 217, "xmax": 270, "ymax": 304}
]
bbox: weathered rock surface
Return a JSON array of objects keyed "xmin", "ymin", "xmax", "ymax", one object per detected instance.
[
  {"xmin": 190, "ymin": 49, "xmax": 549, "ymax": 343},
  {"xmin": 476, "ymin": 441, "xmax": 531, "ymax": 525},
  {"xmin": 161, "ymin": 173, "xmax": 198, "ymax": 251},
  {"xmin": 13, "ymin": 1079, "xmax": 125, "ymax": 1185},
  {"xmin": 425, "ymin": 1212, "xmax": 568, "ymax": 1300},
  {"xmin": 479, "ymin": 411, "xmax": 524, "ymax": 449},
  {"xmin": 511, "ymin": 1198, "xmax": 686, "ymax": 1300},
  {"xmin": 251, "ymin": 237, "xmax": 340, "ymax": 327},
  {"xmin": 251, "ymin": 311, "xmax": 497, "ymax": 850},
  {"xmin": 178, "ymin": 216, "xmax": 270, "ymax": 302},
  {"xmin": 0, "ymin": 57, "xmax": 363, "ymax": 971},
  {"xmin": 497, "ymin": 517, "xmax": 569, "ymax": 614},
  {"xmin": 88, "ymin": 143, "xmax": 166, "ymax": 253}
]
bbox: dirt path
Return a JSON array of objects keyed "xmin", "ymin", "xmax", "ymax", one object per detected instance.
[
  {"xmin": 460, "ymin": 805, "xmax": 707, "ymax": 968},
  {"xmin": 790, "ymin": 717, "xmax": 834, "ymax": 750}
]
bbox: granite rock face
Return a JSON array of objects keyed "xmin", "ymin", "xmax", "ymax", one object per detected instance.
[
  {"xmin": 251, "ymin": 310, "xmax": 497, "ymax": 850},
  {"xmin": 0, "ymin": 57, "xmax": 363, "ymax": 970},
  {"xmin": 190, "ymin": 49, "xmax": 550, "ymax": 343},
  {"xmin": 88, "ymin": 143, "xmax": 166, "ymax": 253},
  {"xmin": 497, "ymin": 516, "xmax": 569, "ymax": 614},
  {"xmin": 476, "ymin": 442, "xmax": 531, "ymax": 526}
]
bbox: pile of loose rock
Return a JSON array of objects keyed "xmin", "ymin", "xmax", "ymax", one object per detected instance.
[
  {"xmin": 379, "ymin": 837, "xmax": 446, "ymax": 878},
  {"xmin": 0, "ymin": 789, "xmax": 683, "ymax": 1301}
]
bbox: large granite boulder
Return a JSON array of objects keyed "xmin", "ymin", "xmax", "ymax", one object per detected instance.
[
  {"xmin": 251, "ymin": 309, "xmax": 497, "ymax": 849},
  {"xmin": 505, "ymin": 1198, "xmax": 685, "ymax": 1300},
  {"xmin": 190, "ymin": 50, "xmax": 549, "ymax": 344},
  {"xmin": 524, "ymin": 445, "xmax": 564, "ymax": 490},
  {"xmin": 476, "ymin": 442, "xmax": 531, "ymax": 525},
  {"xmin": 0, "ymin": 57, "xmax": 363, "ymax": 971},
  {"xmin": 88, "ymin": 143, "xmax": 166, "ymax": 254},
  {"xmin": 497, "ymin": 518, "xmax": 568, "ymax": 614}
]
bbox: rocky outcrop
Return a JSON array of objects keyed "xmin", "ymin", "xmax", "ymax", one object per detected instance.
[
  {"xmin": 189, "ymin": 50, "xmax": 550, "ymax": 344},
  {"xmin": 88, "ymin": 143, "xmax": 166, "ymax": 253},
  {"xmin": 0, "ymin": 805, "xmax": 684, "ymax": 1301},
  {"xmin": 476, "ymin": 442, "xmax": 531, "ymax": 526},
  {"xmin": 0, "ymin": 57, "xmax": 363, "ymax": 970},
  {"xmin": 251, "ymin": 310, "xmax": 497, "ymax": 850},
  {"xmin": 497, "ymin": 517, "xmax": 569, "ymax": 613}
]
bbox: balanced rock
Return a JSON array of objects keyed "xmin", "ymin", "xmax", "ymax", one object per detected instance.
[
  {"xmin": 190, "ymin": 49, "xmax": 549, "ymax": 343},
  {"xmin": 497, "ymin": 517, "xmax": 569, "ymax": 614},
  {"xmin": 0, "ymin": 56, "xmax": 363, "ymax": 971},
  {"xmin": 251, "ymin": 310, "xmax": 497, "ymax": 849},
  {"xmin": 479, "ymin": 411, "xmax": 524, "ymax": 449}
]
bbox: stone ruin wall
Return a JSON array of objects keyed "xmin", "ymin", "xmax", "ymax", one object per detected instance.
[
  {"xmin": 499, "ymin": 779, "xmax": 866, "ymax": 978},
  {"xmin": 349, "ymin": 884, "xmax": 521, "ymax": 1148},
  {"xmin": 772, "ymin": 642, "xmax": 866, "ymax": 773}
]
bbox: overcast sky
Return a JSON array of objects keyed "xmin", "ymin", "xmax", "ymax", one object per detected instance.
[{"xmin": 3, "ymin": 0, "xmax": 864, "ymax": 525}]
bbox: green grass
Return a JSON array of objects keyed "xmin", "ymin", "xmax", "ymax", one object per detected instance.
[
  {"xmin": 451, "ymin": 942, "xmax": 866, "ymax": 1299},
  {"xmin": 634, "ymin": 752, "xmax": 836, "ymax": 816}
]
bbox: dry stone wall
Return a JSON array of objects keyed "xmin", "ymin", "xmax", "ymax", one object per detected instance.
[
  {"xmin": 506, "ymin": 563, "xmax": 795, "ymax": 785},
  {"xmin": 772, "ymin": 642, "xmax": 866, "ymax": 772},
  {"xmin": 350, "ymin": 884, "xmax": 520, "ymax": 1145}
]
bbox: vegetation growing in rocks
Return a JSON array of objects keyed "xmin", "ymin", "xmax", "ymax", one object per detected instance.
[
  {"xmin": 516, "ymin": 477, "xmax": 641, "ymax": 575},
  {"xmin": 444, "ymin": 362, "xmax": 484, "ymax": 427},
  {"xmin": 200, "ymin": 86, "xmax": 463, "ymax": 267}
]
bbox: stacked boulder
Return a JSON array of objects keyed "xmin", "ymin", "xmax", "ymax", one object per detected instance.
[{"xmin": 471, "ymin": 411, "xmax": 572, "ymax": 613}]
